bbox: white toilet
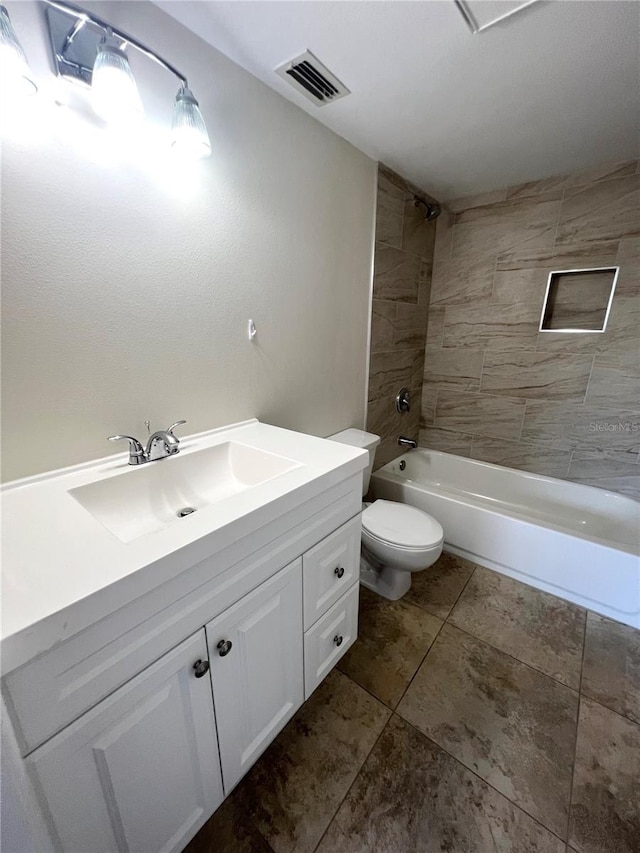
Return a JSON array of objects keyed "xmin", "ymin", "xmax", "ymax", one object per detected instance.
[{"xmin": 329, "ymin": 429, "xmax": 444, "ymax": 600}]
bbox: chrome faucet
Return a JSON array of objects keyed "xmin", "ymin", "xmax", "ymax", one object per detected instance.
[
  {"xmin": 109, "ymin": 420, "xmax": 187, "ymax": 465},
  {"xmin": 398, "ymin": 435, "xmax": 417, "ymax": 449}
]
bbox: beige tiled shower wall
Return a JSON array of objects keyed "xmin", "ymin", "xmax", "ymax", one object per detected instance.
[
  {"xmin": 366, "ymin": 165, "xmax": 438, "ymax": 468},
  {"xmin": 421, "ymin": 159, "xmax": 640, "ymax": 500}
]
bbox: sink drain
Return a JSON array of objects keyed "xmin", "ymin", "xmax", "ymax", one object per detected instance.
[{"xmin": 176, "ymin": 507, "xmax": 197, "ymax": 518}]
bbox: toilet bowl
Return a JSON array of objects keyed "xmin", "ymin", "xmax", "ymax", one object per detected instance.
[
  {"xmin": 360, "ymin": 499, "xmax": 443, "ymax": 599},
  {"xmin": 328, "ymin": 429, "xmax": 444, "ymax": 601}
]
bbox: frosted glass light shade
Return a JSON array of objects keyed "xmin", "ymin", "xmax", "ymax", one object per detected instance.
[
  {"xmin": 92, "ymin": 38, "xmax": 143, "ymax": 124},
  {"xmin": 171, "ymin": 86, "xmax": 211, "ymax": 159},
  {"xmin": 0, "ymin": 4, "xmax": 37, "ymax": 97}
]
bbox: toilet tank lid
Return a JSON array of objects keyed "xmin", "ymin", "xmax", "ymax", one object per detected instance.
[
  {"xmin": 362, "ymin": 500, "xmax": 444, "ymax": 548},
  {"xmin": 327, "ymin": 428, "xmax": 381, "ymax": 449}
]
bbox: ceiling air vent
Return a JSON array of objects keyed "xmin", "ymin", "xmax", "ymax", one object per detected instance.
[{"xmin": 275, "ymin": 50, "xmax": 350, "ymax": 107}]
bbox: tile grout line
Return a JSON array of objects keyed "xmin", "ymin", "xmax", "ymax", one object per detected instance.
[
  {"xmin": 252, "ymin": 823, "xmax": 277, "ymax": 853},
  {"xmin": 518, "ymin": 396, "xmax": 528, "ymax": 442},
  {"xmin": 309, "ymin": 707, "xmax": 394, "ymax": 853},
  {"xmin": 445, "ymin": 616, "xmax": 583, "ymax": 695},
  {"xmin": 395, "ymin": 712, "xmax": 569, "ymax": 847},
  {"xmin": 317, "ymin": 574, "xmax": 637, "ymax": 850},
  {"xmin": 324, "ymin": 565, "xmax": 578, "ymax": 851},
  {"xmin": 580, "ymin": 690, "xmax": 640, "ymax": 729},
  {"xmin": 443, "ymin": 563, "xmax": 479, "ymax": 625},
  {"xmin": 564, "ymin": 611, "xmax": 588, "ymax": 846},
  {"xmin": 552, "ymin": 195, "xmax": 562, "ymax": 248},
  {"xmin": 393, "ymin": 565, "xmax": 480, "ymax": 711},
  {"xmin": 478, "ymin": 347, "xmax": 487, "ymax": 395},
  {"xmin": 582, "ymin": 353, "xmax": 597, "ymax": 407},
  {"xmin": 403, "ymin": 570, "xmax": 473, "ymax": 623},
  {"xmin": 337, "ymin": 658, "xmax": 399, "ymax": 712},
  {"xmin": 249, "ymin": 665, "xmax": 394, "ymax": 853},
  {"xmin": 221, "ymin": 789, "xmax": 278, "ymax": 853},
  {"xmin": 392, "ymin": 613, "xmax": 448, "ymax": 711},
  {"xmin": 568, "ymin": 448, "xmax": 575, "ymax": 480}
]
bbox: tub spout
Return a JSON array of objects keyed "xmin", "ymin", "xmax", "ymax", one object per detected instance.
[{"xmin": 398, "ymin": 435, "xmax": 417, "ymax": 448}]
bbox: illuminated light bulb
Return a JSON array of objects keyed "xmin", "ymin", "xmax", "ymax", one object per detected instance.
[
  {"xmin": 91, "ymin": 35, "xmax": 142, "ymax": 125},
  {"xmin": 170, "ymin": 86, "xmax": 210, "ymax": 159}
]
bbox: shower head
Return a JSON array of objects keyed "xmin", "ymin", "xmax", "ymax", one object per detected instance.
[{"xmin": 414, "ymin": 195, "xmax": 442, "ymax": 221}]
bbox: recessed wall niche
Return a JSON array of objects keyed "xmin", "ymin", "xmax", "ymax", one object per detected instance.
[{"xmin": 539, "ymin": 267, "xmax": 619, "ymax": 333}]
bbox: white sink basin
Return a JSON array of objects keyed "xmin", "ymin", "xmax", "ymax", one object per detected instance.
[
  {"xmin": 2, "ymin": 419, "xmax": 369, "ymax": 667},
  {"xmin": 69, "ymin": 441, "xmax": 301, "ymax": 543}
]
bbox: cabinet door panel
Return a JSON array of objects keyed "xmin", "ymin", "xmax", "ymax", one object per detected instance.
[
  {"xmin": 27, "ymin": 632, "xmax": 222, "ymax": 853},
  {"xmin": 207, "ymin": 559, "xmax": 303, "ymax": 792}
]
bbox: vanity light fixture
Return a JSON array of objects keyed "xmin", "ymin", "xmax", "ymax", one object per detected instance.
[
  {"xmin": 36, "ymin": 0, "xmax": 211, "ymax": 158},
  {"xmin": 0, "ymin": 4, "xmax": 37, "ymax": 97}
]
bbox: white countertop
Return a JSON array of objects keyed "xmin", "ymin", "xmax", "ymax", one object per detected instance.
[{"xmin": 1, "ymin": 420, "xmax": 367, "ymax": 672}]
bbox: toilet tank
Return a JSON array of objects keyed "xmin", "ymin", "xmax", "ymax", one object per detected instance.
[{"xmin": 327, "ymin": 429, "xmax": 381, "ymax": 496}]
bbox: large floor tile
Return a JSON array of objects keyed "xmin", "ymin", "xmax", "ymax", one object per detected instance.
[
  {"xmin": 337, "ymin": 587, "xmax": 442, "ymax": 708},
  {"xmin": 316, "ymin": 715, "xmax": 565, "ymax": 853},
  {"xmin": 581, "ymin": 612, "xmax": 640, "ymax": 724},
  {"xmin": 184, "ymin": 792, "xmax": 274, "ymax": 853},
  {"xmin": 569, "ymin": 697, "xmax": 640, "ymax": 853},
  {"xmin": 397, "ymin": 624, "xmax": 578, "ymax": 838},
  {"xmin": 449, "ymin": 567, "xmax": 586, "ymax": 688},
  {"xmin": 404, "ymin": 551, "xmax": 476, "ymax": 619},
  {"xmin": 234, "ymin": 668, "xmax": 390, "ymax": 853}
]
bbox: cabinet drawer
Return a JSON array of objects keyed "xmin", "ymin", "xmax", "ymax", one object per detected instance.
[
  {"xmin": 302, "ymin": 515, "xmax": 360, "ymax": 630},
  {"xmin": 304, "ymin": 582, "xmax": 359, "ymax": 699}
]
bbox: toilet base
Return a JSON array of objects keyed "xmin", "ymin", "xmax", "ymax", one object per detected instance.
[{"xmin": 359, "ymin": 554, "xmax": 412, "ymax": 601}]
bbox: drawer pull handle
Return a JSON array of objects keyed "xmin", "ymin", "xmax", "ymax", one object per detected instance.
[
  {"xmin": 217, "ymin": 639, "xmax": 233, "ymax": 657},
  {"xmin": 193, "ymin": 659, "xmax": 210, "ymax": 678},
  {"xmin": 334, "ymin": 634, "xmax": 344, "ymax": 647},
  {"xmin": 334, "ymin": 566, "xmax": 345, "ymax": 579}
]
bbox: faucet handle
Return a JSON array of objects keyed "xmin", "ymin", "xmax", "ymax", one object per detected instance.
[
  {"xmin": 166, "ymin": 420, "xmax": 187, "ymax": 437},
  {"xmin": 108, "ymin": 435, "xmax": 146, "ymax": 465}
]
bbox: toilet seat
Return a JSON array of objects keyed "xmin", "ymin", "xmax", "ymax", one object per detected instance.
[{"xmin": 362, "ymin": 500, "xmax": 444, "ymax": 550}]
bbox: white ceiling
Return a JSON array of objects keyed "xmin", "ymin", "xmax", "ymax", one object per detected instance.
[{"xmin": 156, "ymin": 0, "xmax": 640, "ymax": 200}]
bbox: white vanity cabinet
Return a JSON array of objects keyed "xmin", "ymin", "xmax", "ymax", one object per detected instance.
[
  {"xmin": 25, "ymin": 559, "xmax": 305, "ymax": 853},
  {"xmin": 26, "ymin": 631, "xmax": 224, "ymax": 853},
  {"xmin": 23, "ymin": 542, "xmax": 352, "ymax": 853},
  {"xmin": 2, "ymin": 426, "xmax": 367, "ymax": 853},
  {"xmin": 206, "ymin": 559, "xmax": 303, "ymax": 792}
]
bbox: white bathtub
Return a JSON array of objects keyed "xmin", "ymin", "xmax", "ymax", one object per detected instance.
[{"xmin": 371, "ymin": 449, "xmax": 640, "ymax": 628}]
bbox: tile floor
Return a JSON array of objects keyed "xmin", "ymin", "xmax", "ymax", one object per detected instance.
[{"xmin": 186, "ymin": 554, "xmax": 640, "ymax": 853}]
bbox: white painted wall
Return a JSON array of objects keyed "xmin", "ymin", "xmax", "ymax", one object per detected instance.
[{"xmin": 0, "ymin": 1, "xmax": 376, "ymax": 482}]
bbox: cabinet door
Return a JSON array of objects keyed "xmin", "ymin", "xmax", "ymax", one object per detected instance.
[
  {"xmin": 206, "ymin": 559, "xmax": 303, "ymax": 792},
  {"xmin": 27, "ymin": 631, "xmax": 223, "ymax": 853}
]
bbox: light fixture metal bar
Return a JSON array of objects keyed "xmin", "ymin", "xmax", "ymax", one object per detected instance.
[
  {"xmin": 61, "ymin": 16, "xmax": 85, "ymax": 54},
  {"xmin": 455, "ymin": 0, "xmax": 541, "ymax": 35},
  {"xmin": 453, "ymin": 0, "xmax": 480, "ymax": 34},
  {"xmin": 43, "ymin": 0, "xmax": 188, "ymax": 86}
]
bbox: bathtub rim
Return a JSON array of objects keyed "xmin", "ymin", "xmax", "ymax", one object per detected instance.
[{"xmin": 372, "ymin": 447, "xmax": 640, "ymax": 557}]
